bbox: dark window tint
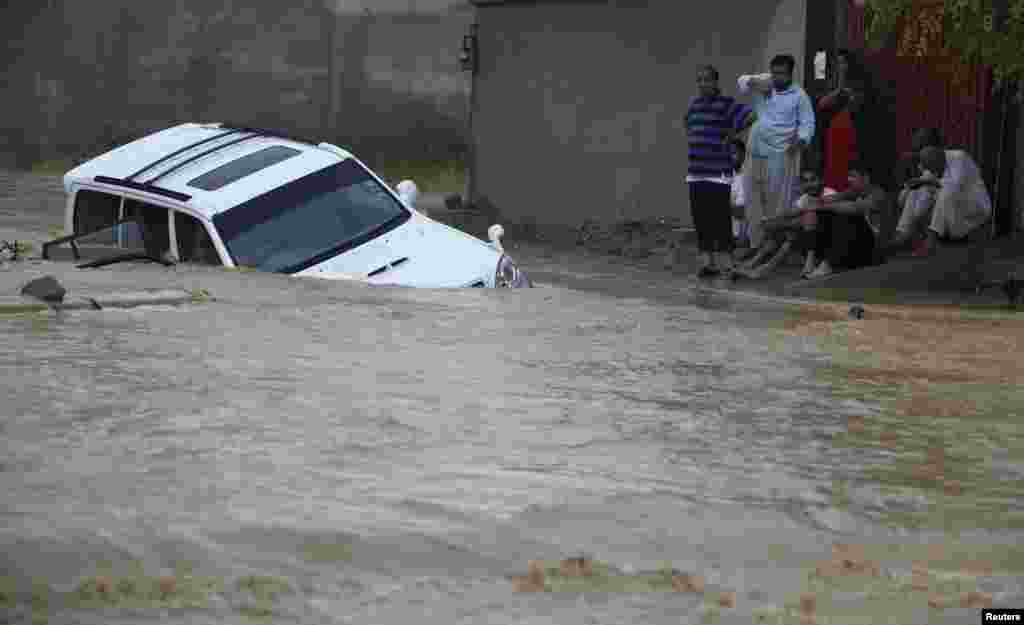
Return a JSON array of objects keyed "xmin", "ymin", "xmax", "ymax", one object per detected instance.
[
  {"xmin": 174, "ymin": 212, "xmax": 221, "ymax": 265},
  {"xmin": 123, "ymin": 199, "xmax": 170, "ymax": 258},
  {"xmin": 73, "ymin": 190, "xmax": 120, "ymax": 235},
  {"xmin": 187, "ymin": 145, "xmax": 301, "ymax": 191}
]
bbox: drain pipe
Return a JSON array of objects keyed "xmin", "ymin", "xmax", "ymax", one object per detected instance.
[
  {"xmin": 460, "ymin": 21, "xmax": 479, "ymax": 208},
  {"xmin": 992, "ymin": 83, "xmax": 1010, "ymax": 240}
]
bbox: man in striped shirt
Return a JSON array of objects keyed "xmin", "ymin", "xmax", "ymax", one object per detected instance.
[{"xmin": 685, "ymin": 65, "xmax": 754, "ymax": 277}]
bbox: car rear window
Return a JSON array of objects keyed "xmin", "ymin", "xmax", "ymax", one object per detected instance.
[{"xmin": 187, "ymin": 145, "xmax": 301, "ymax": 191}]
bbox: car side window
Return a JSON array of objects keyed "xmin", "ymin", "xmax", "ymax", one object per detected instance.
[
  {"xmin": 174, "ymin": 212, "xmax": 221, "ymax": 265},
  {"xmin": 122, "ymin": 199, "xmax": 170, "ymax": 258},
  {"xmin": 73, "ymin": 190, "xmax": 121, "ymax": 235}
]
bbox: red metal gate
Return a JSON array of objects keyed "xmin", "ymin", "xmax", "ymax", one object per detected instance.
[{"xmin": 846, "ymin": 0, "xmax": 991, "ymax": 159}]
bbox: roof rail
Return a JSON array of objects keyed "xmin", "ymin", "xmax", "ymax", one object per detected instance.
[
  {"xmin": 127, "ymin": 127, "xmax": 242, "ymax": 181},
  {"xmin": 118, "ymin": 123, "xmax": 323, "ymax": 192},
  {"xmin": 94, "ymin": 176, "xmax": 193, "ymax": 202},
  {"xmin": 216, "ymin": 123, "xmax": 321, "ymax": 146},
  {"xmin": 143, "ymin": 132, "xmax": 264, "ymax": 185}
]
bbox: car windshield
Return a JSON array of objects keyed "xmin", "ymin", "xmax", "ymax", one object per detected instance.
[{"xmin": 212, "ymin": 159, "xmax": 410, "ymax": 273}]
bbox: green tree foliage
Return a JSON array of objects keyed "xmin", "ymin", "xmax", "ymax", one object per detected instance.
[{"xmin": 864, "ymin": 0, "xmax": 1024, "ymax": 91}]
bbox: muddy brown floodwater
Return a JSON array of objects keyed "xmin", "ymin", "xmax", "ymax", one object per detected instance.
[{"xmin": 1, "ymin": 170, "xmax": 1022, "ymax": 624}]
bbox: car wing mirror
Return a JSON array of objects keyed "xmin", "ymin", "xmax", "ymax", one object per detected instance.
[
  {"xmin": 396, "ymin": 180, "xmax": 419, "ymax": 208},
  {"xmin": 488, "ymin": 224, "xmax": 505, "ymax": 253}
]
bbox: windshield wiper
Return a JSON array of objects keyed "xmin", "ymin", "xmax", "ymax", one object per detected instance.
[{"xmin": 77, "ymin": 252, "xmax": 176, "ymax": 269}]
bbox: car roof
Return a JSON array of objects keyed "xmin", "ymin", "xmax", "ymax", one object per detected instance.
[{"xmin": 63, "ymin": 123, "xmax": 358, "ymax": 219}]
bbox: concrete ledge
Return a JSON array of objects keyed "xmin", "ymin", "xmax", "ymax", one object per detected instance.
[
  {"xmin": 427, "ymin": 203, "xmax": 698, "ymax": 254},
  {"xmin": 91, "ymin": 289, "xmax": 206, "ymax": 308},
  {"xmin": 0, "ymin": 289, "xmax": 206, "ymax": 313}
]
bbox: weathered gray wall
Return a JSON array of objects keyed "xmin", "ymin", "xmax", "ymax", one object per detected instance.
[
  {"xmin": 471, "ymin": 0, "xmax": 808, "ymax": 228},
  {"xmin": 0, "ymin": 0, "xmax": 473, "ymax": 168},
  {"xmin": 1017, "ymin": 101, "xmax": 1024, "ymax": 232}
]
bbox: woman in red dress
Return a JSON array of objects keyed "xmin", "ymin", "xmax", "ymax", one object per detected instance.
[
  {"xmin": 815, "ymin": 49, "xmax": 870, "ymax": 192},
  {"xmin": 817, "ymin": 86, "xmax": 862, "ymax": 192}
]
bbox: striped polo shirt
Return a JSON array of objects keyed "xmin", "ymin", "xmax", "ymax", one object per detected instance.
[{"xmin": 685, "ymin": 92, "xmax": 750, "ymax": 182}]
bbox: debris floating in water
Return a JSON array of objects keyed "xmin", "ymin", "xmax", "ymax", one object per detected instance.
[
  {"xmin": 508, "ymin": 557, "xmax": 713, "ymax": 593},
  {"xmin": 671, "ymin": 573, "xmax": 704, "ymax": 593},
  {"xmin": 717, "ymin": 590, "xmax": 736, "ymax": 608},
  {"xmin": 94, "ymin": 576, "xmax": 113, "ymax": 595},
  {"xmin": 559, "ymin": 556, "xmax": 593, "ymax": 577},
  {"xmin": 927, "ymin": 593, "xmax": 948, "ymax": 608},
  {"xmin": 879, "ymin": 430, "xmax": 899, "ymax": 449},
  {"xmin": 815, "ymin": 544, "xmax": 881, "ymax": 578},
  {"xmin": 959, "ymin": 590, "xmax": 993, "ymax": 608},
  {"xmin": 910, "ymin": 561, "xmax": 930, "ymax": 591},
  {"xmin": 158, "ymin": 575, "xmax": 177, "ymax": 596},
  {"xmin": 799, "ymin": 591, "xmax": 816, "ymax": 615},
  {"xmin": 960, "ymin": 560, "xmax": 993, "ymax": 576},
  {"xmin": 510, "ymin": 560, "xmax": 546, "ymax": 592}
]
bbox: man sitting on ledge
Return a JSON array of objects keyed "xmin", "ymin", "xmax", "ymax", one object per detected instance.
[
  {"xmin": 732, "ymin": 166, "xmax": 835, "ymax": 280},
  {"xmin": 802, "ymin": 161, "xmax": 885, "ymax": 279},
  {"xmin": 885, "ymin": 145, "xmax": 992, "ymax": 257}
]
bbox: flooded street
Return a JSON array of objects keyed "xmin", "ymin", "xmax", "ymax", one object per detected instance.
[{"xmin": 2, "ymin": 171, "xmax": 1022, "ymax": 624}]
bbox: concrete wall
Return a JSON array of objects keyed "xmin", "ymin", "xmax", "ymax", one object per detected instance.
[
  {"xmin": 0, "ymin": 0, "xmax": 473, "ymax": 168},
  {"xmin": 471, "ymin": 0, "xmax": 808, "ymax": 228}
]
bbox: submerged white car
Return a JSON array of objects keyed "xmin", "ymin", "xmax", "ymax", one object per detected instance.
[{"xmin": 43, "ymin": 122, "xmax": 531, "ymax": 288}]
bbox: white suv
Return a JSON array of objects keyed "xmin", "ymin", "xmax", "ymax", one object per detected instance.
[{"xmin": 44, "ymin": 123, "xmax": 531, "ymax": 288}]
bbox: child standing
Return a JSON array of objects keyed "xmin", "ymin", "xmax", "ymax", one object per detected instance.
[{"xmin": 730, "ymin": 140, "xmax": 752, "ymax": 255}]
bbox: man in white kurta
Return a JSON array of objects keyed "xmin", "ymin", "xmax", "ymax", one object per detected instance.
[
  {"xmin": 922, "ymin": 147, "xmax": 992, "ymax": 241},
  {"xmin": 737, "ymin": 55, "xmax": 816, "ymax": 250}
]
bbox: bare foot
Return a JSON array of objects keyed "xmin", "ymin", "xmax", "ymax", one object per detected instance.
[
  {"xmin": 801, "ymin": 255, "xmax": 817, "ymax": 277},
  {"xmin": 806, "ymin": 261, "xmax": 833, "ymax": 279}
]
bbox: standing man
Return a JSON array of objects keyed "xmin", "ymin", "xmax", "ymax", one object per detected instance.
[
  {"xmin": 684, "ymin": 64, "xmax": 754, "ymax": 277},
  {"xmin": 738, "ymin": 54, "xmax": 816, "ymax": 253}
]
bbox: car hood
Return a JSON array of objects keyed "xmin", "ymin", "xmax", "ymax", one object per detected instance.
[{"xmin": 293, "ymin": 212, "xmax": 501, "ymax": 287}]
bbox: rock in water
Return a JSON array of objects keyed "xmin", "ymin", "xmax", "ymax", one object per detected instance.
[
  {"xmin": 21, "ymin": 275, "xmax": 66, "ymax": 304},
  {"xmin": 848, "ymin": 304, "xmax": 865, "ymax": 320}
]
